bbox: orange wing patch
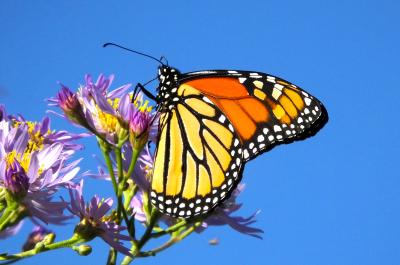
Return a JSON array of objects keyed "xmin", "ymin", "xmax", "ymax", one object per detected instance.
[
  {"xmin": 238, "ymin": 98, "xmax": 269, "ymax": 123},
  {"xmin": 186, "ymin": 77, "xmax": 248, "ymax": 98},
  {"xmin": 181, "ymin": 73, "xmax": 326, "ymax": 162},
  {"xmin": 218, "ymin": 99, "xmax": 257, "ymax": 140},
  {"xmin": 186, "ymin": 78, "xmax": 270, "ymax": 141}
]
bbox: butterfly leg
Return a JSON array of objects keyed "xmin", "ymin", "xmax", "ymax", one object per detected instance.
[{"xmin": 133, "ymin": 83, "xmax": 158, "ymax": 103}]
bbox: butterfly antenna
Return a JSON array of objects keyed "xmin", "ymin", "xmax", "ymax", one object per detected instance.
[
  {"xmin": 103, "ymin": 42, "xmax": 165, "ymax": 65},
  {"xmin": 143, "ymin": 76, "xmax": 158, "ymax": 87},
  {"xmin": 160, "ymin": 55, "xmax": 169, "ymax": 66}
]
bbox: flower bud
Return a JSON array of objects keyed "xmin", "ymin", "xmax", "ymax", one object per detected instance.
[
  {"xmin": 128, "ymin": 105, "xmax": 152, "ymax": 150},
  {"xmin": 56, "ymin": 85, "xmax": 88, "ymax": 128},
  {"xmin": 5, "ymin": 161, "xmax": 29, "ymax": 199},
  {"xmin": 22, "ymin": 226, "xmax": 52, "ymax": 251},
  {"xmin": 72, "ymin": 244, "xmax": 92, "ymax": 256}
]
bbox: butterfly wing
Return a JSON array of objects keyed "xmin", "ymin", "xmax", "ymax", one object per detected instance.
[
  {"xmin": 151, "ymin": 68, "xmax": 328, "ymax": 219},
  {"xmin": 180, "ymin": 70, "xmax": 328, "ymax": 161},
  {"xmin": 151, "ymin": 83, "xmax": 244, "ymax": 218}
]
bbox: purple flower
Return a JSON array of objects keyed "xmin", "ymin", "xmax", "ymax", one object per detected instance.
[
  {"xmin": 200, "ymin": 184, "xmax": 263, "ymax": 239},
  {"xmin": 129, "ymin": 191, "xmax": 147, "ymax": 223},
  {"xmin": 50, "ymin": 74, "xmax": 132, "ymax": 145},
  {"xmin": 22, "ymin": 225, "xmax": 52, "ymax": 251},
  {"xmin": 0, "ymin": 118, "xmax": 81, "ymax": 224},
  {"xmin": 9, "ymin": 114, "xmax": 86, "ymax": 157},
  {"xmin": 128, "ymin": 93, "xmax": 158, "ymax": 147},
  {"xmin": 68, "ymin": 181, "xmax": 132, "ymax": 256}
]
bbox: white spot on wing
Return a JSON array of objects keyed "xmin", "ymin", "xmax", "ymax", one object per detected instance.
[
  {"xmin": 272, "ymin": 88, "xmax": 282, "ymax": 100},
  {"xmin": 243, "ymin": 149, "xmax": 249, "ymax": 159},
  {"xmin": 203, "ymin": 97, "xmax": 213, "ymax": 104},
  {"xmin": 275, "ymin": 84, "xmax": 284, "ymax": 90}
]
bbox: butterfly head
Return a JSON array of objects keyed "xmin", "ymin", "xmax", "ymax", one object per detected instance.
[{"xmin": 156, "ymin": 66, "xmax": 181, "ymax": 109}]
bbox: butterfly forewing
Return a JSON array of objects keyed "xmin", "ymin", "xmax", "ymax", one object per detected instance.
[{"xmin": 181, "ymin": 70, "xmax": 328, "ymax": 161}]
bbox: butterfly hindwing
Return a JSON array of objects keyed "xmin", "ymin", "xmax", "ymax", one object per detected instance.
[{"xmin": 151, "ymin": 83, "xmax": 244, "ymax": 218}]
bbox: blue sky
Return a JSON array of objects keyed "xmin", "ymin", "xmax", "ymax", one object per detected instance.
[{"xmin": 1, "ymin": 0, "xmax": 399, "ymax": 264}]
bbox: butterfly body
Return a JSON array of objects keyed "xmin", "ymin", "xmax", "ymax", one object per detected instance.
[{"xmin": 151, "ymin": 65, "xmax": 328, "ymax": 218}]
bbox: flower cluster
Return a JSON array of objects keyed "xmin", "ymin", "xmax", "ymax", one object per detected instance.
[
  {"xmin": 0, "ymin": 112, "xmax": 82, "ymax": 229},
  {"xmin": 0, "ymin": 73, "xmax": 262, "ymax": 264}
]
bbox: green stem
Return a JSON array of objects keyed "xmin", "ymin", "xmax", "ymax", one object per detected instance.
[
  {"xmin": 150, "ymin": 219, "xmax": 187, "ymax": 238},
  {"xmin": 123, "ymin": 182, "xmax": 137, "ymax": 210},
  {"xmin": 106, "ymin": 249, "xmax": 117, "ymax": 265},
  {"xmin": 115, "ymin": 148, "xmax": 124, "ymax": 223},
  {"xmin": 106, "ymin": 148, "xmax": 124, "ymax": 265},
  {"xmin": 0, "ymin": 202, "xmax": 22, "ymax": 231},
  {"xmin": 121, "ymin": 210, "xmax": 160, "ymax": 265},
  {"xmin": 117, "ymin": 146, "xmax": 140, "ymax": 197},
  {"xmin": 100, "ymin": 144, "xmax": 118, "ymax": 196},
  {"xmin": 125, "ymin": 148, "xmax": 141, "ymax": 183},
  {"xmin": 100, "ymin": 142, "xmax": 120, "ymax": 265},
  {"xmin": 115, "ymin": 148, "xmax": 124, "ymax": 196},
  {"xmin": 0, "ymin": 234, "xmax": 84, "ymax": 262},
  {"xmin": 139, "ymin": 222, "xmax": 202, "ymax": 258},
  {"xmin": 0, "ymin": 209, "xmax": 13, "ymax": 232},
  {"xmin": 119, "ymin": 147, "xmax": 141, "ymax": 239}
]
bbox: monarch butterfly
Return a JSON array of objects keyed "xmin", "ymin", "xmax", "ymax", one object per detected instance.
[
  {"xmin": 149, "ymin": 66, "xmax": 328, "ymax": 219},
  {"xmin": 104, "ymin": 43, "xmax": 328, "ymax": 219}
]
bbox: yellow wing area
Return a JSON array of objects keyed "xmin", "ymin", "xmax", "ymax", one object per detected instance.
[{"xmin": 150, "ymin": 83, "xmax": 243, "ymax": 218}]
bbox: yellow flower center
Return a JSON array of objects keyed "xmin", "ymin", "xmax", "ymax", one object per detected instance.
[
  {"xmin": 5, "ymin": 151, "xmax": 30, "ymax": 173},
  {"xmin": 12, "ymin": 121, "xmax": 47, "ymax": 153},
  {"xmin": 6, "ymin": 120, "xmax": 48, "ymax": 174},
  {"xmin": 133, "ymin": 97, "xmax": 152, "ymax": 113},
  {"xmin": 96, "ymin": 105, "xmax": 121, "ymax": 134}
]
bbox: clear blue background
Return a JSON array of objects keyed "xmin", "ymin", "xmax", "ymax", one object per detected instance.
[{"xmin": 1, "ymin": 0, "xmax": 399, "ymax": 264}]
